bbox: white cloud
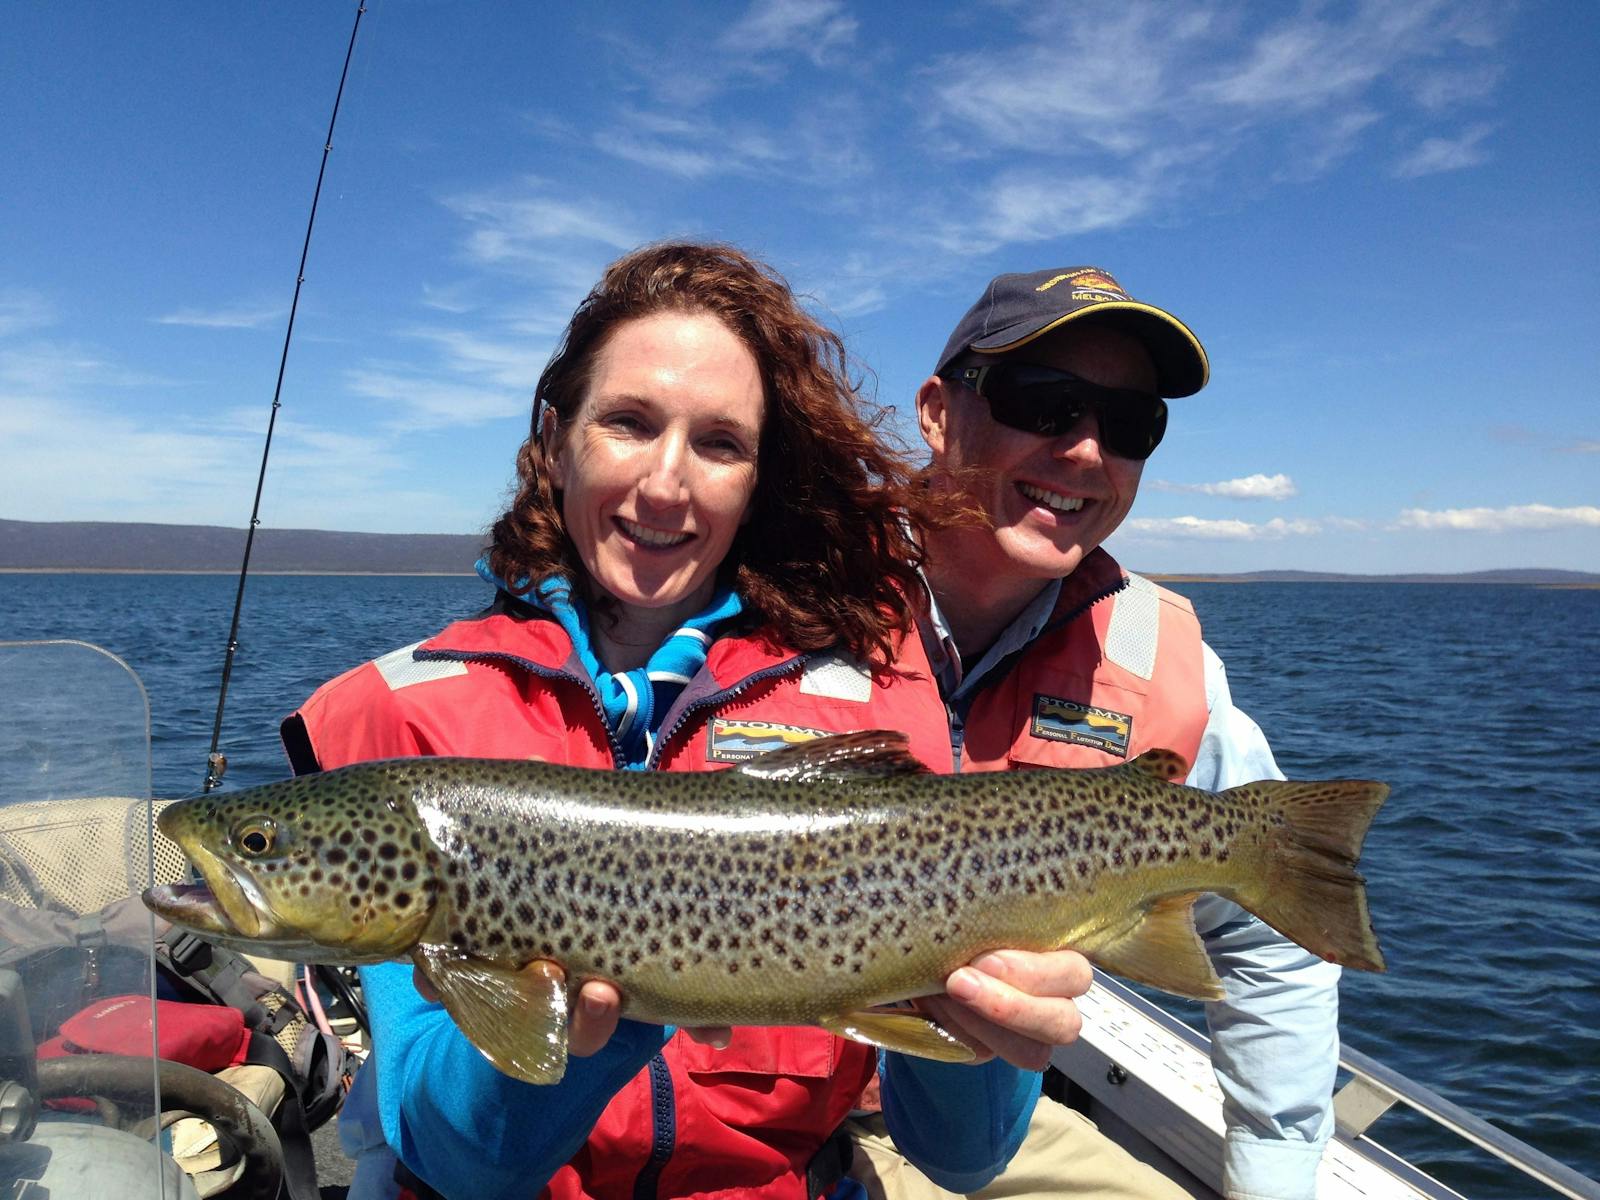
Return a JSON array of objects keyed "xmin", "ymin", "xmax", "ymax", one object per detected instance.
[
  {"xmin": 0, "ymin": 367, "xmax": 490, "ymax": 533},
  {"xmin": 812, "ymin": 283, "xmax": 888, "ymax": 320},
  {"xmin": 1564, "ymin": 440, "xmax": 1600, "ymax": 455},
  {"xmin": 1275, "ymin": 109, "xmax": 1382, "ymax": 182},
  {"xmin": 417, "ymin": 282, "xmax": 480, "ymax": 315},
  {"xmin": 720, "ymin": 0, "xmax": 858, "ymax": 65},
  {"xmin": 930, "ymin": 170, "xmax": 1157, "ymax": 254},
  {"xmin": 403, "ymin": 327, "xmax": 555, "ymax": 391},
  {"xmin": 592, "ymin": 113, "xmax": 785, "ymax": 182},
  {"xmin": 590, "ymin": 98, "xmax": 865, "ymax": 191},
  {"xmin": 344, "ymin": 367, "xmax": 529, "ymax": 433},
  {"xmin": 1396, "ymin": 505, "xmax": 1600, "ymax": 532},
  {"xmin": 1200, "ymin": 2, "xmax": 1505, "ymax": 111},
  {"xmin": 1122, "ymin": 515, "xmax": 1323, "ymax": 540},
  {"xmin": 593, "ymin": 132, "xmax": 723, "ymax": 180},
  {"xmin": 153, "ymin": 302, "xmax": 287, "ymax": 330},
  {"xmin": 1408, "ymin": 63, "xmax": 1504, "ymax": 111},
  {"xmin": 1152, "ymin": 472, "xmax": 1299, "ymax": 500},
  {"xmin": 0, "ymin": 393, "xmax": 261, "ymax": 524},
  {"xmin": 0, "ymin": 289, "xmax": 54, "ymax": 338},
  {"xmin": 1393, "ymin": 123, "xmax": 1495, "ymax": 178},
  {"xmin": 928, "ymin": 4, "xmax": 1193, "ymax": 155},
  {"xmin": 0, "ymin": 341, "xmax": 169, "ymax": 394},
  {"xmin": 444, "ymin": 181, "xmax": 640, "ymax": 272},
  {"xmin": 917, "ymin": 0, "xmax": 1508, "ymax": 241},
  {"xmin": 1199, "ymin": 22, "xmax": 1383, "ymax": 110}
]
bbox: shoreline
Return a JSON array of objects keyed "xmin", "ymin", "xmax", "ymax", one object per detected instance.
[
  {"xmin": 0, "ymin": 568, "xmax": 476, "ymax": 577},
  {"xmin": 4, "ymin": 568, "xmax": 1596, "ymax": 587}
]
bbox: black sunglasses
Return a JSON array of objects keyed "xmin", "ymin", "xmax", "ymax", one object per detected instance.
[{"xmin": 940, "ymin": 362, "xmax": 1168, "ymax": 460}]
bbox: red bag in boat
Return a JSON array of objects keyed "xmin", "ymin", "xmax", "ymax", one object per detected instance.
[{"xmin": 56, "ymin": 994, "xmax": 251, "ymax": 1071}]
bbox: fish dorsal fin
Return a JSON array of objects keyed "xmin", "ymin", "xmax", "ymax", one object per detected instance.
[
  {"xmin": 413, "ymin": 945, "xmax": 571, "ymax": 1084},
  {"xmin": 736, "ymin": 730, "xmax": 932, "ymax": 782},
  {"xmin": 1121, "ymin": 748, "xmax": 1189, "ymax": 781},
  {"xmin": 819, "ymin": 1009, "xmax": 977, "ymax": 1063},
  {"xmin": 1079, "ymin": 892, "xmax": 1223, "ymax": 1001}
]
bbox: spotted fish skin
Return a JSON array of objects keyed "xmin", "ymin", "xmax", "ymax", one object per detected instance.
[
  {"xmin": 146, "ymin": 732, "xmax": 1387, "ymax": 1082},
  {"xmin": 406, "ymin": 749, "xmax": 1385, "ymax": 1024}
]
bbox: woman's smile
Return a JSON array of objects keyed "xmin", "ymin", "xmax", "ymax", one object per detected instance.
[{"xmin": 614, "ymin": 515, "xmax": 694, "ymax": 549}]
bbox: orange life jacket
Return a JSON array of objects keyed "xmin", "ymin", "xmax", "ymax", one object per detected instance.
[{"xmin": 949, "ymin": 548, "xmax": 1209, "ymax": 775}]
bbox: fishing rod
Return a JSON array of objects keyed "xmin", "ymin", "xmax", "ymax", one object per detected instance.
[{"xmin": 202, "ymin": 0, "xmax": 368, "ymax": 793}]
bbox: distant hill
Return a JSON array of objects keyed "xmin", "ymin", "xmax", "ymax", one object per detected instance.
[
  {"xmin": 0, "ymin": 519, "xmax": 483, "ymax": 574},
  {"xmin": 1147, "ymin": 567, "xmax": 1600, "ymax": 585},
  {"xmin": 3, "ymin": 518, "xmax": 1596, "ymax": 583}
]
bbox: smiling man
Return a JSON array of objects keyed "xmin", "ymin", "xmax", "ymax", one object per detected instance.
[{"xmin": 844, "ymin": 269, "xmax": 1342, "ymax": 1200}]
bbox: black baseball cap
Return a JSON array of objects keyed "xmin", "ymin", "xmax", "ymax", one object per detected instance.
[{"xmin": 933, "ymin": 267, "xmax": 1209, "ymax": 398}]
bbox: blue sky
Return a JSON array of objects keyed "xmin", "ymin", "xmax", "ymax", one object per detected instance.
[{"xmin": 3, "ymin": 0, "xmax": 1596, "ymax": 574}]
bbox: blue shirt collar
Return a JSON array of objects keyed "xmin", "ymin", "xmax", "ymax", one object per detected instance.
[{"xmin": 919, "ymin": 570, "xmax": 1062, "ymax": 703}]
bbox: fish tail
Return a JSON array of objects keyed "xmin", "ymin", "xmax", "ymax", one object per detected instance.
[{"xmin": 1225, "ymin": 777, "xmax": 1389, "ymax": 973}]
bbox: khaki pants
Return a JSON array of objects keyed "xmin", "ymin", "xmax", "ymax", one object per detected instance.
[{"xmin": 843, "ymin": 1098, "xmax": 1195, "ymax": 1200}]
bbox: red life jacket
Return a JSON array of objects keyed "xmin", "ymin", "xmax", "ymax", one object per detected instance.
[
  {"xmin": 951, "ymin": 548, "xmax": 1209, "ymax": 775},
  {"xmin": 284, "ymin": 601, "xmax": 950, "ymax": 1200}
]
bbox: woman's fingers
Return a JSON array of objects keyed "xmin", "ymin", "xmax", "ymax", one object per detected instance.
[
  {"xmin": 413, "ymin": 964, "xmax": 626, "ymax": 1059},
  {"xmin": 412, "ymin": 965, "xmax": 439, "ymax": 1003},
  {"xmin": 567, "ymin": 979, "xmax": 624, "ymax": 1057},
  {"xmin": 680, "ymin": 1026, "xmax": 734, "ymax": 1049}
]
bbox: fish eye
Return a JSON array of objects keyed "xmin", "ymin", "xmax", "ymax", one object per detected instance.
[{"xmin": 234, "ymin": 820, "xmax": 277, "ymax": 857}]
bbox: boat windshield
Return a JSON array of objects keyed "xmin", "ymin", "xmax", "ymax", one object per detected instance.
[{"xmin": 0, "ymin": 640, "xmax": 181, "ymax": 1198}]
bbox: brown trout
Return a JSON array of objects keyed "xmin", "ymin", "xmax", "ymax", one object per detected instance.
[{"xmin": 144, "ymin": 732, "xmax": 1386, "ymax": 1084}]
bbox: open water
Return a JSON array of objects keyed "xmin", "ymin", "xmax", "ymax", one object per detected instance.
[{"xmin": 2, "ymin": 572, "xmax": 1597, "ymax": 1197}]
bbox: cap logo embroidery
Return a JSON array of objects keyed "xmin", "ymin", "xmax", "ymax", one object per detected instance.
[
  {"xmin": 1066, "ymin": 269, "xmax": 1123, "ymax": 291},
  {"xmin": 707, "ymin": 718, "xmax": 832, "ymax": 762},
  {"xmin": 1036, "ymin": 274, "xmax": 1075, "ymax": 293},
  {"xmin": 1030, "ymin": 694, "xmax": 1132, "ymax": 758}
]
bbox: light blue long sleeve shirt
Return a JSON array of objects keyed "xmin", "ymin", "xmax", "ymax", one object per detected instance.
[
  {"xmin": 1190, "ymin": 642, "xmax": 1342, "ymax": 1200},
  {"xmin": 920, "ymin": 576, "xmax": 1341, "ymax": 1200}
]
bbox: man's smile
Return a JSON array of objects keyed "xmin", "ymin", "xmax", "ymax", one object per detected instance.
[{"xmin": 1017, "ymin": 481, "xmax": 1086, "ymax": 514}]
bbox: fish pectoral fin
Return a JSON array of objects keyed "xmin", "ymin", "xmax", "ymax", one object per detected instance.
[
  {"xmin": 412, "ymin": 945, "xmax": 571, "ymax": 1084},
  {"xmin": 819, "ymin": 1010, "xmax": 978, "ymax": 1063},
  {"xmin": 1084, "ymin": 893, "xmax": 1224, "ymax": 1002},
  {"xmin": 736, "ymin": 730, "xmax": 932, "ymax": 782}
]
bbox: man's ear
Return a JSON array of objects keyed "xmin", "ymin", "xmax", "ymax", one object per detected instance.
[{"xmin": 916, "ymin": 376, "xmax": 951, "ymax": 457}]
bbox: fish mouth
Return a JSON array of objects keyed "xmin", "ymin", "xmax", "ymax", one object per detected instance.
[{"xmin": 144, "ymin": 839, "xmax": 272, "ymax": 939}]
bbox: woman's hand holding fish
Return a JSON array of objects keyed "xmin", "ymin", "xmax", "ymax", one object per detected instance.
[
  {"xmin": 918, "ymin": 948, "xmax": 1092, "ymax": 1071},
  {"xmin": 412, "ymin": 966, "xmax": 733, "ymax": 1057},
  {"xmin": 558, "ymin": 984, "xmax": 735, "ymax": 1053}
]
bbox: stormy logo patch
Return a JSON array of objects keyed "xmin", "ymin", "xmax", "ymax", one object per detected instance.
[
  {"xmin": 707, "ymin": 718, "xmax": 832, "ymax": 762},
  {"xmin": 1030, "ymin": 695, "xmax": 1132, "ymax": 757}
]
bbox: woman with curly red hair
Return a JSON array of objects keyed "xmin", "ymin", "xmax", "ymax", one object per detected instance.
[
  {"xmin": 485, "ymin": 240, "xmax": 930, "ymax": 670},
  {"xmin": 283, "ymin": 242, "xmax": 1082, "ymax": 1200}
]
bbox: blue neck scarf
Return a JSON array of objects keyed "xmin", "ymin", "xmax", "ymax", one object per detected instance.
[{"xmin": 476, "ymin": 559, "xmax": 743, "ymax": 769}]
